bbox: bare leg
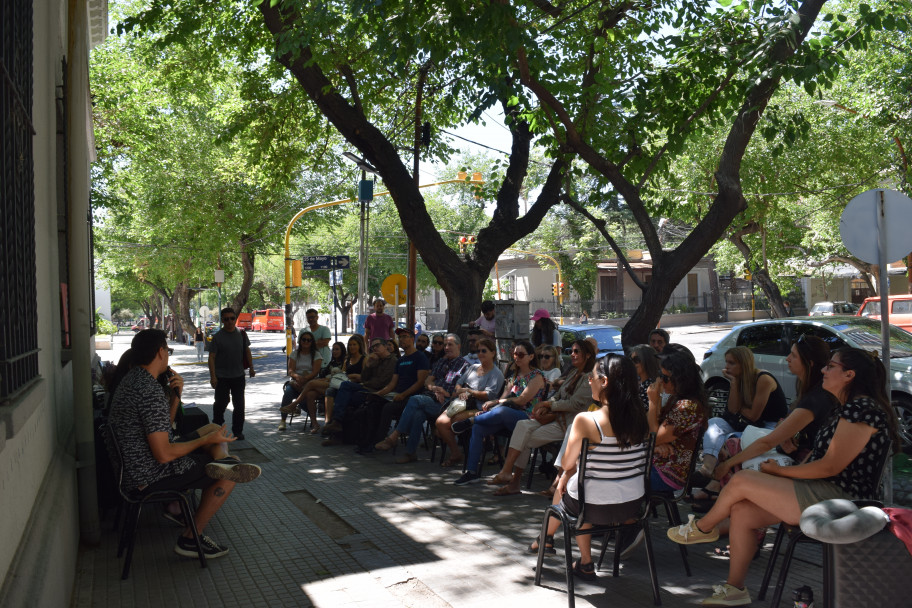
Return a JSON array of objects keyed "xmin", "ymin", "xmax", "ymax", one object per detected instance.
[
  {"xmin": 324, "ymin": 395, "xmax": 335, "ymax": 424},
  {"xmin": 182, "ymin": 480, "xmax": 234, "ymax": 537},
  {"xmin": 196, "ymin": 424, "xmax": 230, "ymax": 460},
  {"xmin": 305, "ymin": 390, "xmax": 319, "ymax": 427},
  {"xmin": 492, "ymin": 447, "xmax": 522, "ymax": 480},
  {"xmin": 726, "ymin": 501, "xmax": 782, "ymax": 588},
  {"xmin": 576, "ymin": 523, "xmax": 594, "ymax": 564},
  {"xmin": 436, "ymin": 412, "xmax": 464, "ymax": 459},
  {"xmin": 698, "ymin": 470, "xmax": 801, "ymax": 532}
]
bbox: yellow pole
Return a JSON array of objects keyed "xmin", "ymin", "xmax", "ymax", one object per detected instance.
[
  {"xmin": 283, "ymin": 177, "xmax": 483, "ymax": 353},
  {"xmin": 494, "ymin": 260, "xmax": 502, "ymax": 299}
]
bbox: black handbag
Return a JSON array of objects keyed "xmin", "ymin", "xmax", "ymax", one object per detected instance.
[{"xmin": 722, "ymin": 408, "xmax": 750, "ymax": 432}]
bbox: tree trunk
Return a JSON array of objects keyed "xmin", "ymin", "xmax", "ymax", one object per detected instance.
[{"xmin": 230, "ymin": 239, "xmax": 255, "ymax": 313}]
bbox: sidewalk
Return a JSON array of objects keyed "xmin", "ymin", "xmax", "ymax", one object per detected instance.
[{"xmin": 74, "ymin": 333, "xmax": 838, "ymax": 607}]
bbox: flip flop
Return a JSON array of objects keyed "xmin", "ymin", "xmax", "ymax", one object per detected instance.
[
  {"xmin": 528, "ymin": 535, "xmax": 556, "ymax": 554},
  {"xmin": 486, "ymin": 473, "xmax": 513, "ymax": 486},
  {"xmin": 537, "ymin": 488, "xmax": 555, "ymax": 498},
  {"xmin": 493, "ymin": 485, "xmax": 521, "ymax": 496}
]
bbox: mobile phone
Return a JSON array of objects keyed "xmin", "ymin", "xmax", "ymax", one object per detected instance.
[{"xmin": 166, "ymin": 368, "xmax": 181, "ymax": 397}]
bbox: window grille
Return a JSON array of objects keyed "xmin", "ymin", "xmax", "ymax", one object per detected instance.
[{"xmin": 1, "ymin": 0, "xmax": 40, "ymax": 402}]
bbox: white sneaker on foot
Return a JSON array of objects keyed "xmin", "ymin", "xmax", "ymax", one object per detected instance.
[
  {"xmin": 667, "ymin": 514, "xmax": 719, "ymax": 545},
  {"xmin": 701, "ymin": 583, "xmax": 751, "ymax": 606}
]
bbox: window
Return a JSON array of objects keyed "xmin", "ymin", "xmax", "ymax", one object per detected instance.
[
  {"xmin": 1, "ymin": 0, "xmax": 40, "ymax": 402},
  {"xmin": 792, "ymin": 324, "xmax": 847, "ymax": 353},
  {"xmin": 893, "ymin": 300, "xmax": 912, "ymax": 314},
  {"xmin": 736, "ymin": 324, "xmax": 787, "ymax": 356}
]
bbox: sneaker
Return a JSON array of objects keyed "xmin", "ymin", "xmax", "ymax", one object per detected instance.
[
  {"xmin": 396, "ymin": 453, "xmax": 417, "ymax": 464},
  {"xmin": 205, "ymin": 460, "xmax": 262, "ymax": 483},
  {"xmin": 323, "ymin": 420, "xmax": 343, "ymax": 434},
  {"xmin": 667, "ymin": 514, "xmax": 719, "ymax": 545},
  {"xmin": 451, "ymin": 418, "xmax": 473, "ymax": 435},
  {"xmin": 278, "ymin": 421, "xmax": 287, "ymax": 431},
  {"xmin": 619, "ymin": 528, "xmax": 645, "ymax": 559},
  {"xmin": 701, "ymin": 583, "xmax": 751, "ymax": 606},
  {"xmin": 454, "ymin": 471, "xmax": 481, "ymax": 486},
  {"xmin": 375, "ymin": 437, "xmax": 397, "ymax": 451},
  {"xmin": 174, "ymin": 534, "xmax": 229, "ymax": 559}
]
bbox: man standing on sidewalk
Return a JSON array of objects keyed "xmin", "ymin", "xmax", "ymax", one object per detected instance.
[
  {"xmin": 108, "ymin": 329, "xmax": 262, "ymax": 559},
  {"xmin": 301, "ymin": 308, "xmax": 331, "ymax": 369},
  {"xmin": 364, "ymin": 298, "xmax": 395, "ymax": 343},
  {"xmin": 209, "ymin": 307, "xmax": 255, "ymax": 440}
]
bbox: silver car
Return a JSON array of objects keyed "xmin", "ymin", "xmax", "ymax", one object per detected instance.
[{"xmin": 700, "ymin": 316, "xmax": 912, "ymax": 450}]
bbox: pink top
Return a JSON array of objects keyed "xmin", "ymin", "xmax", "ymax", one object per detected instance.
[{"xmin": 364, "ymin": 312, "xmax": 395, "ymax": 341}]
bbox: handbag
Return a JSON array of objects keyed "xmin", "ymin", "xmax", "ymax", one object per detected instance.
[
  {"xmin": 740, "ymin": 425, "xmax": 793, "ymax": 471},
  {"xmin": 328, "ymin": 372, "xmax": 349, "ymax": 391},
  {"xmin": 722, "ymin": 408, "xmax": 750, "ymax": 433},
  {"xmin": 445, "ymin": 398, "xmax": 468, "ymax": 418}
]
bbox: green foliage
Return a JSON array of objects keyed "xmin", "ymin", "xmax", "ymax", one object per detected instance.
[{"xmin": 95, "ymin": 310, "xmax": 118, "ymax": 335}]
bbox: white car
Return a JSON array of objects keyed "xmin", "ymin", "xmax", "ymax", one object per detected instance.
[{"xmin": 700, "ymin": 316, "xmax": 912, "ymax": 451}]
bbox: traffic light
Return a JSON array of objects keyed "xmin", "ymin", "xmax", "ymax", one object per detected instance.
[
  {"xmin": 466, "ymin": 235, "xmax": 476, "ymax": 246},
  {"xmin": 551, "ymin": 282, "xmax": 559, "ymax": 297},
  {"xmin": 459, "ymin": 236, "xmax": 467, "ymax": 253},
  {"xmin": 559, "ymin": 282, "xmax": 568, "ymax": 298},
  {"xmin": 291, "ymin": 260, "xmax": 302, "ymax": 287}
]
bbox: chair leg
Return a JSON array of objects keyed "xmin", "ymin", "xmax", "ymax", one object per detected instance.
[
  {"xmin": 117, "ymin": 503, "xmax": 138, "ymax": 558},
  {"xmin": 758, "ymin": 524, "xmax": 788, "ymax": 600},
  {"xmin": 526, "ymin": 449, "xmax": 539, "ymax": 490},
  {"xmin": 769, "ymin": 532, "xmax": 807, "ymax": 608},
  {"xmin": 178, "ymin": 495, "xmax": 207, "ymax": 570},
  {"xmin": 563, "ymin": 520, "xmax": 576, "ymax": 608},
  {"xmin": 121, "ymin": 503, "xmax": 144, "ymax": 580},
  {"xmin": 642, "ymin": 524, "xmax": 662, "ymax": 605},
  {"xmin": 534, "ymin": 508, "xmax": 553, "ymax": 587},
  {"xmin": 661, "ymin": 500, "xmax": 691, "ymax": 576},
  {"xmin": 595, "ymin": 533, "xmax": 611, "ymax": 571}
]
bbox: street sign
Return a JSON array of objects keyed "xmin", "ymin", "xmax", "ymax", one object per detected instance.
[
  {"xmin": 329, "ymin": 269, "xmax": 343, "ymax": 286},
  {"xmin": 840, "ymin": 189, "xmax": 912, "ymax": 264},
  {"xmin": 299, "ymin": 255, "xmax": 351, "ymax": 271},
  {"xmin": 381, "ymin": 274, "xmax": 408, "ymax": 305}
]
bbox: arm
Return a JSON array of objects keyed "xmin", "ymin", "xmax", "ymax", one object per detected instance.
[
  {"xmin": 549, "ymin": 369, "xmax": 592, "ymax": 413},
  {"xmin": 146, "ymin": 425, "xmax": 234, "ymax": 463},
  {"xmin": 166, "ymin": 370, "xmax": 184, "ymax": 422},
  {"xmin": 298, "ymin": 355, "xmax": 322, "ymax": 384},
  {"xmin": 375, "ymin": 374, "xmax": 399, "ymax": 397},
  {"xmin": 246, "ymin": 345, "xmax": 256, "ymax": 377},
  {"xmin": 724, "ymin": 373, "xmax": 742, "ymax": 415},
  {"xmin": 646, "ymin": 379, "xmax": 662, "ymax": 434},
  {"xmin": 739, "ymin": 373, "xmax": 776, "ymax": 421},
  {"xmin": 393, "ymin": 369, "xmax": 430, "ymax": 402},
  {"xmin": 715, "ymin": 408, "xmax": 815, "ymax": 479},
  {"xmin": 559, "ymin": 413, "xmax": 601, "ymax": 477},
  {"xmin": 760, "ymin": 418, "xmax": 877, "ymax": 479},
  {"xmin": 208, "ymin": 350, "xmax": 217, "ymax": 389},
  {"xmin": 503, "ymin": 374, "xmax": 545, "ymax": 406}
]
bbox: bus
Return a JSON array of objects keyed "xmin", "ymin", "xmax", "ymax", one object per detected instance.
[{"xmin": 252, "ymin": 309, "xmax": 284, "ymax": 332}]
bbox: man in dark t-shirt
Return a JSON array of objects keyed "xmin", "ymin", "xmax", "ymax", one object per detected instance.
[
  {"xmin": 209, "ymin": 307, "xmax": 255, "ymax": 440},
  {"xmin": 108, "ymin": 329, "xmax": 262, "ymax": 559}
]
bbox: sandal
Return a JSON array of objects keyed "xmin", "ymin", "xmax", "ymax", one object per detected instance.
[
  {"xmin": 486, "ymin": 473, "xmax": 513, "ymax": 486},
  {"xmin": 441, "ymin": 452, "xmax": 463, "ymax": 467},
  {"xmin": 310, "ymin": 424, "xmax": 322, "ymax": 435},
  {"xmin": 528, "ymin": 535, "xmax": 556, "ymax": 555},
  {"xmin": 572, "ymin": 559, "xmax": 596, "ymax": 581}
]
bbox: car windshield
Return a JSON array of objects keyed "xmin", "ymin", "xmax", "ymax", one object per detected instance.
[
  {"xmin": 860, "ymin": 302, "xmax": 880, "ymax": 316},
  {"xmin": 832, "ymin": 319, "xmax": 912, "ymax": 358},
  {"xmin": 579, "ymin": 328, "xmax": 623, "ymax": 351}
]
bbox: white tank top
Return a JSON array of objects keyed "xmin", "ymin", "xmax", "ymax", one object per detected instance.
[{"xmin": 567, "ymin": 417, "xmax": 647, "ymax": 505}]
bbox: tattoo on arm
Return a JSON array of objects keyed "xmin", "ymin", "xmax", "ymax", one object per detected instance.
[{"xmin": 214, "ymin": 487, "xmax": 225, "ymax": 497}]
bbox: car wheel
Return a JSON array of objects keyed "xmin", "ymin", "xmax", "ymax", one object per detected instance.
[
  {"xmin": 893, "ymin": 395, "xmax": 912, "ymax": 454},
  {"xmin": 706, "ymin": 379, "xmax": 730, "ymax": 419}
]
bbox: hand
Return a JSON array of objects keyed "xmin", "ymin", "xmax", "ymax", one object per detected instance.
[
  {"xmin": 168, "ymin": 370, "xmax": 184, "ymax": 396},
  {"xmin": 207, "ymin": 425, "xmax": 235, "ymax": 444},
  {"xmin": 556, "ymin": 471, "xmax": 569, "ymax": 497},
  {"xmin": 249, "ymin": 368, "xmax": 256, "ymax": 378},
  {"xmin": 654, "ymin": 443, "xmax": 673, "ymax": 457},
  {"xmin": 210, "ymin": 377, "xmax": 217, "ymax": 389},
  {"xmin": 482, "ymin": 400, "xmax": 495, "ymax": 412},
  {"xmin": 646, "ymin": 379, "xmax": 661, "ymax": 404},
  {"xmin": 721, "ymin": 369, "xmax": 734, "ymax": 382},
  {"xmin": 393, "ymin": 393, "xmax": 406, "ymax": 402},
  {"xmin": 759, "ymin": 459, "xmax": 781, "ymax": 475}
]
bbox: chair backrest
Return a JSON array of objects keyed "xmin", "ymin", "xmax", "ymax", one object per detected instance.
[
  {"xmin": 576, "ymin": 432, "xmax": 656, "ymax": 525},
  {"xmin": 678, "ymin": 425, "xmax": 707, "ymax": 498},
  {"xmin": 102, "ymin": 423, "xmax": 134, "ymax": 502}
]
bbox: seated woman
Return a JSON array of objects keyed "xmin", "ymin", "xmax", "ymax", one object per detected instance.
[
  {"xmin": 698, "ymin": 336, "xmax": 836, "ymax": 508},
  {"xmin": 528, "ymin": 354, "xmax": 650, "ymax": 580},
  {"xmin": 667, "ymin": 347, "xmax": 900, "ymax": 607},
  {"xmin": 695, "ymin": 346, "xmax": 789, "ymax": 482},
  {"xmin": 284, "ymin": 341, "xmax": 347, "ymax": 435},
  {"xmin": 451, "ymin": 340, "xmax": 546, "ymax": 485},
  {"xmin": 319, "ymin": 335, "xmax": 366, "ymax": 430},
  {"xmin": 488, "ymin": 340, "xmax": 596, "ymax": 496},
  {"xmin": 434, "ymin": 338, "xmax": 504, "ymax": 467},
  {"xmin": 536, "ymin": 344, "xmax": 563, "ymax": 385},
  {"xmin": 629, "ymin": 344, "xmax": 660, "ymax": 409},
  {"xmin": 278, "ymin": 331, "xmax": 322, "ymax": 432}
]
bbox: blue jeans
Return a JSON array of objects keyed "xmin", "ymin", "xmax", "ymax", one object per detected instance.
[
  {"xmin": 651, "ymin": 466, "xmax": 678, "ymax": 492},
  {"xmin": 396, "ymin": 394, "xmax": 442, "ymax": 454},
  {"xmin": 333, "ymin": 381, "xmax": 371, "ymax": 421},
  {"xmin": 466, "ymin": 406, "xmax": 529, "ymax": 473},
  {"xmin": 281, "ymin": 382, "xmax": 301, "ymax": 408}
]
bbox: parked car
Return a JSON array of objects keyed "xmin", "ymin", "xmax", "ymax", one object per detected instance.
[
  {"xmin": 857, "ymin": 294, "xmax": 912, "ymax": 333},
  {"xmin": 700, "ymin": 316, "xmax": 912, "ymax": 451},
  {"xmin": 558, "ymin": 324, "xmax": 625, "ymax": 361},
  {"xmin": 808, "ymin": 301, "xmax": 859, "ymax": 316}
]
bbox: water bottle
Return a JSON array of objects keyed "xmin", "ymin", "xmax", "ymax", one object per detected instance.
[{"xmin": 792, "ymin": 585, "xmax": 814, "ymax": 608}]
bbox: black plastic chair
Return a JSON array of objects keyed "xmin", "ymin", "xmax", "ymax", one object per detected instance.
[
  {"xmin": 758, "ymin": 443, "xmax": 891, "ymax": 608},
  {"xmin": 534, "ymin": 433, "xmax": 660, "ymax": 608},
  {"xmin": 104, "ymin": 424, "xmax": 207, "ymax": 580},
  {"xmin": 526, "ymin": 441, "xmax": 562, "ymax": 489},
  {"xmin": 646, "ymin": 426, "xmax": 706, "ymax": 576}
]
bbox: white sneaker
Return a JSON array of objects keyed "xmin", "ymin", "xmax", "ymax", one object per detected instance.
[
  {"xmin": 278, "ymin": 421, "xmax": 287, "ymax": 431},
  {"xmin": 667, "ymin": 514, "xmax": 719, "ymax": 545},
  {"xmin": 701, "ymin": 584, "xmax": 751, "ymax": 606}
]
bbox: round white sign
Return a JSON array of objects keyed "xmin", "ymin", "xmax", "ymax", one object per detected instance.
[{"xmin": 840, "ymin": 189, "xmax": 912, "ymax": 264}]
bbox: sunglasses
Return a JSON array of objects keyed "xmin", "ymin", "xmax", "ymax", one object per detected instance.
[
  {"xmin": 631, "ymin": 355, "xmax": 641, "ymax": 363},
  {"xmin": 300, "ymin": 337, "xmax": 313, "ymax": 342},
  {"xmin": 659, "ymin": 373, "xmax": 672, "ymax": 383},
  {"xmin": 540, "ymin": 354, "xmax": 553, "ymax": 360},
  {"xmin": 513, "ymin": 351, "xmax": 528, "ymax": 358},
  {"xmin": 222, "ymin": 317, "xmax": 236, "ymax": 322},
  {"xmin": 478, "ymin": 348, "xmax": 490, "ymax": 354},
  {"xmin": 432, "ymin": 341, "xmax": 443, "ymax": 345},
  {"xmin": 824, "ymin": 360, "xmax": 846, "ymax": 371}
]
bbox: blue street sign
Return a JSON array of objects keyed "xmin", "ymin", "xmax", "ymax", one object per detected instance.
[{"xmin": 299, "ymin": 255, "xmax": 351, "ymax": 270}]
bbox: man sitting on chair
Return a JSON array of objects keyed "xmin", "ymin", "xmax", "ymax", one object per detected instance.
[{"xmin": 108, "ymin": 329, "xmax": 262, "ymax": 560}]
